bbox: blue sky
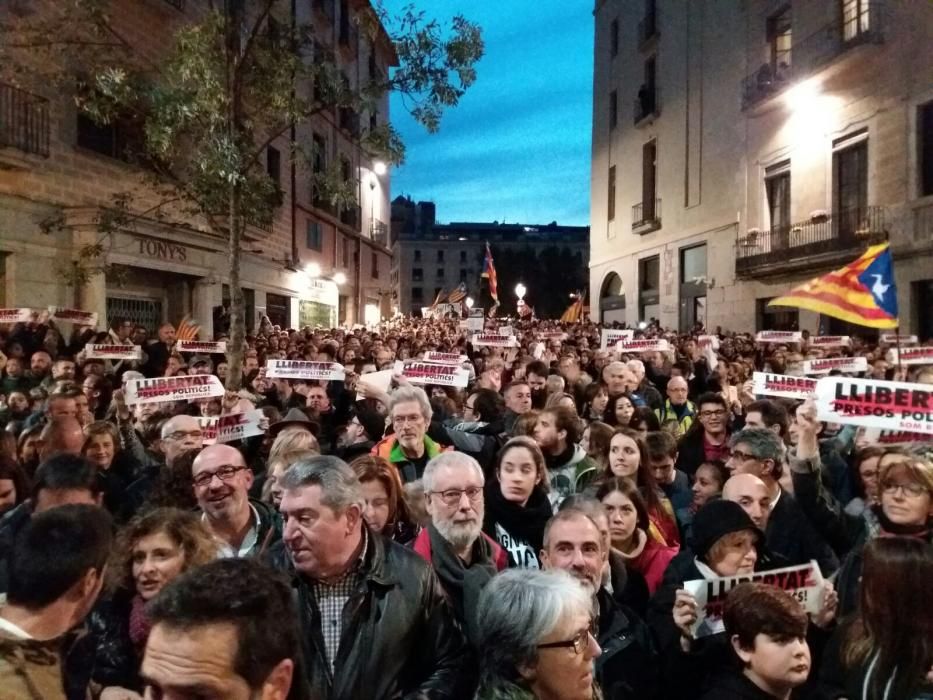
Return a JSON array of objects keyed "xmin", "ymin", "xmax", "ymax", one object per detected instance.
[{"xmin": 382, "ymin": 2, "xmax": 593, "ymax": 226}]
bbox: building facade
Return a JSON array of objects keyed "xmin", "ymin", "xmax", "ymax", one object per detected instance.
[
  {"xmin": 391, "ymin": 197, "xmax": 590, "ymax": 317},
  {"xmin": 590, "ymin": 0, "xmax": 933, "ymax": 337},
  {"xmin": 0, "ymin": 0, "xmax": 395, "ymax": 336}
]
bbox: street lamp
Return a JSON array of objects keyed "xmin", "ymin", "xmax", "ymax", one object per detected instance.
[
  {"xmin": 373, "ymin": 161, "xmax": 387, "ymax": 176},
  {"xmin": 333, "ymin": 272, "xmax": 347, "ymax": 285},
  {"xmin": 515, "ymin": 283, "xmax": 526, "ymax": 300},
  {"xmin": 465, "ymin": 297, "xmax": 474, "ymax": 309},
  {"xmin": 305, "ymin": 262, "xmax": 321, "ymax": 278}
]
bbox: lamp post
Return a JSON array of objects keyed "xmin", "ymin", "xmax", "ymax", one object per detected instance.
[
  {"xmin": 465, "ymin": 297, "xmax": 474, "ymax": 310},
  {"xmin": 515, "ymin": 283, "xmax": 526, "ymax": 300}
]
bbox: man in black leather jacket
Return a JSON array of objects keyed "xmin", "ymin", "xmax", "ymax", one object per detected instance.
[{"xmin": 273, "ymin": 454, "xmax": 472, "ymax": 700}]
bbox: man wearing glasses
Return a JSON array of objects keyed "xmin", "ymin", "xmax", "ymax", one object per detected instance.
[
  {"xmin": 191, "ymin": 444, "xmax": 280, "ymax": 558},
  {"xmin": 675, "ymin": 392, "xmax": 733, "ymax": 477},
  {"xmin": 413, "ymin": 452, "xmax": 507, "ymax": 645},
  {"xmin": 726, "ymin": 427, "xmax": 838, "ymax": 575}
]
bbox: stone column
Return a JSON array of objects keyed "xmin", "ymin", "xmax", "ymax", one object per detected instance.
[{"xmin": 192, "ymin": 278, "xmax": 222, "ymax": 339}]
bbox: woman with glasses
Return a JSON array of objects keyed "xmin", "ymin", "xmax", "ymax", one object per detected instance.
[
  {"xmin": 474, "ymin": 568, "xmax": 603, "ymax": 700},
  {"xmin": 842, "ymin": 446, "xmax": 910, "ymax": 518}
]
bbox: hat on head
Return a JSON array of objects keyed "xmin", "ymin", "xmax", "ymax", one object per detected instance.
[
  {"xmin": 353, "ymin": 406, "xmax": 386, "ymax": 442},
  {"xmin": 190, "ymin": 355, "xmax": 213, "ymax": 369},
  {"xmin": 269, "ymin": 407, "xmax": 319, "ymax": 437},
  {"xmin": 691, "ymin": 499, "xmax": 763, "ymax": 561}
]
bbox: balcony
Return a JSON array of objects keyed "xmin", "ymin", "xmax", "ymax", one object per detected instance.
[
  {"xmin": 338, "ymin": 107, "xmax": 360, "ymax": 138},
  {"xmin": 0, "ymin": 82, "xmax": 50, "ymax": 159},
  {"xmin": 741, "ymin": 3, "xmax": 884, "ymax": 110},
  {"xmin": 638, "ymin": 12, "xmax": 659, "ymax": 50},
  {"xmin": 632, "ymin": 199, "xmax": 662, "ymax": 235},
  {"xmin": 735, "ymin": 206, "xmax": 887, "ymax": 278},
  {"xmin": 633, "ymin": 85, "xmax": 660, "ymax": 125},
  {"xmin": 340, "ymin": 204, "xmax": 361, "ymax": 232},
  {"xmin": 372, "ymin": 220, "xmax": 388, "ymax": 247}
]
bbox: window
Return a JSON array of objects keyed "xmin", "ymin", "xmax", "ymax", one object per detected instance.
[
  {"xmin": 306, "ymin": 221, "xmax": 323, "ymax": 251},
  {"xmin": 920, "ymin": 101, "xmax": 933, "ymax": 197},
  {"xmin": 76, "ymin": 112, "xmax": 142, "ymax": 162},
  {"xmin": 437, "ymin": 250, "xmax": 444, "ymax": 262},
  {"xmin": 412, "ymin": 287, "xmax": 423, "ymax": 302},
  {"xmin": 414, "ymin": 250, "xmax": 422, "ymax": 262},
  {"xmin": 436, "ymin": 267, "xmax": 445, "ymax": 279},
  {"xmin": 412, "ymin": 268, "xmax": 423, "ymax": 282},
  {"xmin": 841, "ymin": 0, "xmax": 871, "ymax": 42},
  {"xmin": 312, "ymin": 133, "xmax": 326, "ymax": 174},
  {"xmin": 371, "ymin": 252, "xmax": 379, "ymax": 278},
  {"xmin": 610, "ymin": 18, "xmax": 619, "ymax": 57},
  {"xmin": 766, "ymin": 7, "xmax": 792, "ymax": 72},
  {"xmin": 609, "ymin": 90, "xmax": 618, "ymax": 130},
  {"xmin": 642, "ymin": 139, "xmax": 657, "ymax": 219},
  {"xmin": 757, "ymin": 298, "xmax": 798, "ymax": 331},
  {"xmin": 341, "ymin": 237, "xmax": 349, "ymax": 268},
  {"xmin": 680, "ymin": 244, "xmax": 707, "ymax": 284},
  {"xmin": 459, "ymin": 269, "xmax": 468, "ymax": 282},
  {"xmin": 643, "ymin": 0, "xmax": 658, "ymax": 39},
  {"xmin": 608, "ymin": 165, "xmax": 616, "ymax": 221},
  {"xmin": 765, "ymin": 162, "xmax": 791, "ymax": 247},
  {"xmin": 833, "ymin": 135, "xmax": 868, "ymax": 237},
  {"xmin": 459, "ymin": 250, "xmax": 467, "ymax": 263},
  {"xmin": 638, "ymin": 255, "xmax": 660, "ymax": 320},
  {"xmin": 267, "ymin": 146, "xmax": 281, "ymax": 187}
]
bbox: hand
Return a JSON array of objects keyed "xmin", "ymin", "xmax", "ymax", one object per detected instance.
[
  {"xmin": 672, "ymin": 589, "xmax": 698, "ymax": 639},
  {"xmin": 739, "ymin": 379, "xmax": 756, "ymax": 406},
  {"xmin": 796, "ymin": 398, "xmax": 820, "ymax": 436},
  {"xmin": 811, "ymin": 581, "xmax": 838, "ymax": 629},
  {"xmin": 112, "ymin": 389, "xmax": 131, "ymax": 421},
  {"xmin": 0, "ymin": 349, "xmax": 6, "ymax": 373},
  {"xmin": 222, "ymin": 391, "xmax": 240, "ymax": 414},
  {"xmin": 100, "ymin": 687, "xmax": 143, "ymax": 700}
]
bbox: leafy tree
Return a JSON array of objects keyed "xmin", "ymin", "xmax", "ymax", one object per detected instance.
[{"xmin": 0, "ymin": 0, "xmax": 482, "ymax": 388}]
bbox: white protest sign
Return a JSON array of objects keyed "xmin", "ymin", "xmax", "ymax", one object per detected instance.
[
  {"xmin": 809, "ymin": 335, "xmax": 851, "ymax": 348},
  {"xmin": 752, "ymin": 372, "xmax": 818, "ymax": 400},
  {"xmin": 858, "ymin": 427, "xmax": 933, "ymax": 447},
  {"xmin": 355, "ymin": 368, "xmax": 393, "ymax": 401},
  {"xmin": 539, "ymin": 331, "xmax": 568, "ymax": 341},
  {"xmin": 617, "ymin": 338, "xmax": 670, "ymax": 353},
  {"xmin": 886, "ymin": 346, "xmax": 933, "ymax": 366},
  {"xmin": 48, "ymin": 306, "xmax": 98, "ymax": 327},
  {"xmin": 471, "ymin": 333, "xmax": 518, "ymax": 348},
  {"xmin": 394, "ymin": 360, "xmax": 469, "ymax": 388},
  {"xmin": 125, "ymin": 374, "xmax": 225, "ymax": 405},
  {"xmin": 177, "ymin": 339, "xmax": 228, "ymax": 354},
  {"xmin": 815, "ymin": 376, "xmax": 933, "ymax": 435},
  {"xmin": 601, "ymin": 328, "xmax": 634, "ymax": 350},
  {"xmin": 498, "ymin": 325, "xmax": 513, "ymax": 336},
  {"xmin": 85, "ymin": 344, "xmax": 143, "ymax": 361},
  {"xmin": 265, "ymin": 360, "xmax": 345, "ymax": 381},
  {"xmin": 0, "ymin": 308, "xmax": 34, "ymax": 324},
  {"xmin": 881, "ymin": 333, "xmax": 918, "ymax": 344},
  {"xmin": 423, "ymin": 351, "xmax": 468, "ymax": 366},
  {"xmin": 801, "ymin": 357, "xmax": 868, "ymax": 375},
  {"xmin": 756, "ymin": 330, "xmax": 802, "ymax": 343},
  {"xmin": 458, "ymin": 320, "xmax": 469, "ymax": 330},
  {"xmin": 697, "ymin": 334, "xmax": 720, "ymax": 350},
  {"xmin": 683, "ymin": 561, "xmax": 824, "ymax": 639},
  {"xmin": 202, "ymin": 411, "xmax": 266, "ymax": 444}
]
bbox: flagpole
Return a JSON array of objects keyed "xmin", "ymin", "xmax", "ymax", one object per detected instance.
[{"xmin": 893, "ymin": 326, "xmax": 903, "ymax": 377}]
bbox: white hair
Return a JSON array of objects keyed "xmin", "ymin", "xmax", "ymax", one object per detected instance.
[
  {"xmin": 421, "ymin": 451, "xmax": 484, "ymax": 493},
  {"xmin": 389, "ymin": 385, "xmax": 433, "ymax": 423}
]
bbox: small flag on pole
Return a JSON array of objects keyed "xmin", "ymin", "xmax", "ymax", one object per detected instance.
[
  {"xmin": 560, "ymin": 291, "xmax": 586, "ymax": 323},
  {"xmin": 768, "ymin": 243, "xmax": 898, "ymax": 329},
  {"xmin": 481, "ymin": 242, "xmax": 499, "ymax": 303},
  {"xmin": 176, "ymin": 315, "xmax": 201, "ymax": 341},
  {"xmin": 431, "ymin": 288, "xmax": 445, "ymax": 309}
]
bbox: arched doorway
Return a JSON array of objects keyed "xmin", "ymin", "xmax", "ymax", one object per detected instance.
[{"xmin": 600, "ymin": 272, "xmax": 626, "ymax": 324}]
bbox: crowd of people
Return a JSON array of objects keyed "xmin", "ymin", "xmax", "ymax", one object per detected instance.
[{"xmin": 0, "ymin": 311, "xmax": 931, "ymax": 700}]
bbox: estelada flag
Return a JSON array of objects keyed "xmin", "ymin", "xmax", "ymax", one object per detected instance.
[
  {"xmin": 447, "ymin": 283, "xmax": 467, "ymax": 304},
  {"xmin": 560, "ymin": 292, "xmax": 585, "ymax": 323},
  {"xmin": 176, "ymin": 315, "xmax": 201, "ymax": 341},
  {"xmin": 430, "ymin": 288, "xmax": 445, "ymax": 309},
  {"xmin": 768, "ymin": 243, "xmax": 898, "ymax": 329},
  {"xmin": 481, "ymin": 242, "xmax": 499, "ymax": 303}
]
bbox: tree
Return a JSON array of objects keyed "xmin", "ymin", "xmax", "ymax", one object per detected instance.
[{"xmin": 0, "ymin": 0, "xmax": 482, "ymax": 389}]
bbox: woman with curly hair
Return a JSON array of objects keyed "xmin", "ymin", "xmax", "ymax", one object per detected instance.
[
  {"xmin": 350, "ymin": 455, "xmax": 420, "ymax": 545},
  {"xmin": 86, "ymin": 508, "xmax": 218, "ymax": 697}
]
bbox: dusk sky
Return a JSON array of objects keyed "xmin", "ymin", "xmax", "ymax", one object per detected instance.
[{"xmin": 382, "ymin": 2, "xmax": 594, "ymax": 227}]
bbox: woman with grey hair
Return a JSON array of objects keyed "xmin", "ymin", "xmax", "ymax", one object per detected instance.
[{"xmin": 474, "ymin": 568, "xmax": 602, "ymax": 700}]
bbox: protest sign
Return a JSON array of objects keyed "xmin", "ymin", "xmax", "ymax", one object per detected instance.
[
  {"xmin": 858, "ymin": 427, "xmax": 932, "ymax": 447},
  {"xmin": 885, "ymin": 346, "xmax": 933, "ymax": 366},
  {"xmin": 539, "ymin": 331, "xmax": 568, "ymax": 341},
  {"xmin": 85, "ymin": 344, "xmax": 143, "ymax": 361},
  {"xmin": 617, "ymin": 338, "xmax": 670, "ymax": 353},
  {"xmin": 697, "ymin": 334, "xmax": 720, "ymax": 350},
  {"xmin": 881, "ymin": 333, "xmax": 918, "ymax": 344},
  {"xmin": 200, "ymin": 411, "xmax": 266, "ymax": 445},
  {"xmin": 124, "ymin": 374, "xmax": 225, "ymax": 405},
  {"xmin": 265, "ymin": 360, "xmax": 345, "ymax": 381},
  {"xmin": 498, "ymin": 325, "xmax": 513, "ymax": 336},
  {"xmin": 471, "ymin": 333, "xmax": 518, "ymax": 348},
  {"xmin": 48, "ymin": 306, "xmax": 98, "ymax": 327},
  {"xmin": 683, "ymin": 561, "xmax": 824, "ymax": 639},
  {"xmin": 394, "ymin": 360, "xmax": 469, "ymax": 388},
  {"xmin": 177, "ymin": 339, "xmax": 228, "ymax": 354},
  {"xmin": 815, "ymin": 376, "xmax": 933, "ymax": 435},
  {"xmin": 355, "ymin": 368, "xmax": 393, "ymax": 401},
  {"xmin": 808, "ymin": 335, "xmax": 851, "ymax": 348},
  {"xmin": 755, "ymin": 330, "xmax": 802, "ymax": 343},
  {"xmin": 0, "ymin": 308, "xmax": 33, "ymax": 324},
  {"xmin": 423, "ymin": 351, "xmax": 468, "ymax": 366},
  {"xmin": 600, "ymin": 328, "xmax": 634, "ymax": 350},
  {"xmin": 801, "ymin": 356, "xmax": 868, "ymax": 375},
  {"xmin": 752, "ymin": 372, "xmax": 818, "ymax": 400}
]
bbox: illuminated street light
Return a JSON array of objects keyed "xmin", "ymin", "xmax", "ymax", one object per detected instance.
[
  {"xmin": 515, "ymin": 283, "xmax": 526, "ymax": 300},
  {"xmin": 465, "ymin": 297, "xmax": 474, "ymax": 309},
  {"xmin": 373, "ymin": 161, "xmax": 387, "ymax": 176},
  {"xmin": 305, "ymin": 262, "xmax": 321, "ymax": 278},
  {"xmin": 333, "ymin": 272, "xmax": 347, "ymax": 285},
  {"xmin": 638, "ymin": 321, "xmax": 648, "ymax": 330}
]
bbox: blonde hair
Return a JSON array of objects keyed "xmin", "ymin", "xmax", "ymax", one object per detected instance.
[{"xmin": 269, "ymin": 427, "xmax": 320, "ymax": 464}]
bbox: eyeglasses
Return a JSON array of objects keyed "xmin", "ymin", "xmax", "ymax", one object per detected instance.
[
  {"xmin": 430, "ymin": 486, "xmax": 483, "ymax": 507},
  {"xmin": 699, "ymin": 409, "xmax": 727, "ymax": 418},
  {"xmin": 192, "ymin": 465, "xmax": 247, "ymax": 489},
  {"xmin": 729, "ymin": 449, "xmax": 760, "ymax": 463},
  {"xmin": 881, "ymin": 481, "xmax": 927, "ymax": 498},
  {"xmin": 538, "ymin": 620, "xmax": 596, "ymax": 655},
  {"xmin": 165, "ymin": 430, "xmax": 204, "ymax": 442},
  {"xmin": 393, "ymin": 414, "xmax": 424, "ymax": 426}
]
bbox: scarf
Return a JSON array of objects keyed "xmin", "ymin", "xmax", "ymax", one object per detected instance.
[
  {"xmin": 128, "ymin": 594, "xmax": 153, "ymax": 650},
  {"xmin": 873, "ymin": 505, "xmax": 931, "ymax": 539},
  {"xmin": 483, "ymin": 481, "xmax": 553, "ymax": 556},
  {"xmin": 544, "ymin": 441, "xmax": 575, "ymax": 472},
  {"xmin": 427, "ymin": 522, "xmax": 497, "ymax": 647}
]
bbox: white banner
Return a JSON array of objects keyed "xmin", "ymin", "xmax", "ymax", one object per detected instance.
[
  {"xmin": 48, "ymin": 306, "xmax": 98, "ymax": 327},
  {"xmin": 859, "ymin": 427, "xmax": 933, "ymax": 447},
  {"xmin": 265, "ymin": 360, "xmax": 345, "ymax": 381},
  {"xmin": 617, "ymin": 338, "xmax": 670, "ymax": 353},
  {"xmin": 423, "ymin": 351, "xmax": 467, "ymax": 366},
  {"xmin": 809, "ymin": 335, "xmax": 851, "ymax": 348},
  {"xmin": 801, "ymin": 356, "xmax": 868, "ymax": 375},
  {"xmin": 886, "ymin": 346, "xmax": 933, "ymax": 366},
  {"xmin": 498, "ymin": 325, "xmax": 513, "ymax": 336},
  {"xmin": 471, "ymin": 333, "xmax": 518, "ymax": 348},
  {"xmin": 177, "ymin": 339, "xmax": 228, "ymax": 354},
  {"xmin": 697, "ymin": 334, "xmax": 720, "ymax": 350},
  {"xmin": 125, "ymin": 374, "xmax": 225, "ymax": 405},
  {"xmin": 601, "ymin": 328, "xmax": 635, "ymax": 350},
  {"xmin": 756, "ymin": 330, "xmax": 802, "ymax": 343},
  {"xmin": 752, "ymin": 371, "xmax": 818, "ymax": 400},
  {"xmin": 538, "ymin": 331, "xmax": 568, "ymax": 341},
  {"xmin": 815, "ymin": 376, "xmax": 933, "ymax": 435},
  {"xmin": 200, "ymin": 410, "xmax": 266, "ymax": 445},
  {"xmin": 0, "ymin": 308, "xmax": 34, "ymax": 324},
  {"xmin": 85, "ymin": 344, "xmax": 143, "ymax": 361},
  {"xmin": 394, "ymin": 360, "xmax": 469, "ymax": 388},
  {"xmin": 881, "ymin": 333, "xmax": 918, "ymax": 344},
  {"xmin": 467, "ymin": 316, "xmax": 485, "ymax": 332},
  {"xmin": 683, "ymin": 561, "xmax": 824, "ymax": 639}
]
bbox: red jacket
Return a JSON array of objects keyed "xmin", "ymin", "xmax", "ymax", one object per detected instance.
[
  {"xmin": 412, "ymin": 528, "xmax": 509, "ymax": 572},
  {"xmin": 630, "ymin": 536, "xmax": 678, "ymax": 594}
]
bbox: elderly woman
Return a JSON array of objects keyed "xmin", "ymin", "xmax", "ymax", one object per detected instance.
[
  {"xmin": 86, "ymin": 508, "xmax": 218, "ymax": 697},
  {"xmin": 474, "ymin": 568, "xmax": 602, "ymax": 700},
  {"xmin": 350, "ymin": 455, "xmax": 420, "ymax": 545}
]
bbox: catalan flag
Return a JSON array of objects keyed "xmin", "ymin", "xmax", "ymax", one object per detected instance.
[
  {"xmin": 480, "ymin": 242, "xmax": 499, "ymax": 303},
  {"xmin": 430, "ymin": 288, "xmax": 445, "ymax": 309},
  {"xmin": 176, "ymin": 315, "xmax": 201, "ymax": 341},
  {"xmin": 560, "ymin": 291, "xmax": 586, "ymax": 323},
  {"xmin": 447, "ymin": 283, "xmax": 467, "ymax": 304},
  {"xmin": 768, "ymin": 243, "xmax": 898, "ymax": 328}
]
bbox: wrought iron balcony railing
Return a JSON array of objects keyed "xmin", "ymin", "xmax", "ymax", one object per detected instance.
[
  {"xmin": 632, "ymin": 198, "xmax": 662, "ymax": 234},
  {"xmin": 0, "ymin": 82, "xmax": 49, "ymax": 157}
]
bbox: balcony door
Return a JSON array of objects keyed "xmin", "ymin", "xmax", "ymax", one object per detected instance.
[
  {"xmin": 833, "ymin": 138, "xmax": 867, "ymax": 240},
  {"xmin": 642, "ymin": 140, "xmax": 657, "ymax": 220},
  {"xmin": 766, "ymin": 163, "xmax": 790, "ymax": 250}
]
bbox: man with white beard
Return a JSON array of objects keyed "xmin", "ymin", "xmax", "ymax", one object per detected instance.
[{"xmin": 413, "ymin": 452, "xmax": 507, "ymax": 645}]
